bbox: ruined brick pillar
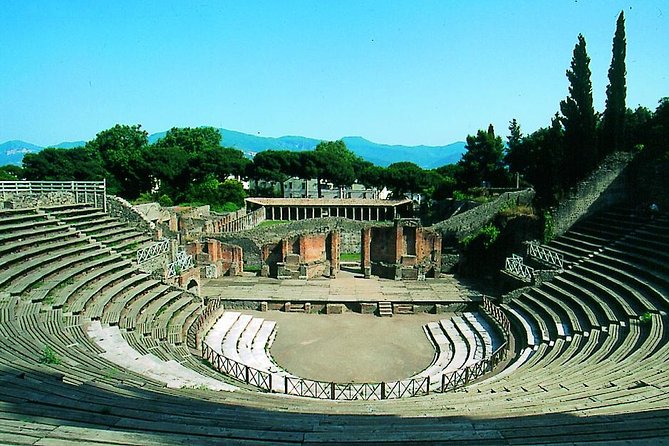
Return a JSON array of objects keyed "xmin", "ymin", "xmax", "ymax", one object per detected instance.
[
  {"xmin": 206, "ymin": 239, "xmax": 220, "ymax": 262},
  {"xmin": 361, "ymin": 227, "xmax": 371, "ymax": 278},
  {"xmin": 328, "ymin": 230, "xmax": 341, "ymax": 278},
  {"xmin": 394, "ymin": 219, "xmax": 403, "ymax": 264},
  {"xmin": 298, "ymin": 235, "xmax": 307, "ymax": 263}
]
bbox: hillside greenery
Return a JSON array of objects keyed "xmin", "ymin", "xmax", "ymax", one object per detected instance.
[{"xmin": 2, "ymin": 12, "xmax": 667, "ymax": 217}]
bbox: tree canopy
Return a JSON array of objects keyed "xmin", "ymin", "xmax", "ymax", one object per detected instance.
[
  {"xmin": 601, "ymin": 11, "xmax": 627, "ymax": 155},
  {"xmin": 457, "ymin": 124, "xmax": 508, "ymax": 189},
  {"xmin": 560, "ymin": 34, "xmax": 597, "ymax": 187}
]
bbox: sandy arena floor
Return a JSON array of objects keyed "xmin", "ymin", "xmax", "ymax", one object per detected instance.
[{"xmin": 236, "ymin": 309, "xmax": 451, "ymax": 382}]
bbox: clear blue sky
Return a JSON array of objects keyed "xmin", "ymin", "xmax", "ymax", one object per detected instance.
[{"xmin": 1, "ymin": 1, "xmax": 667, "ymax": 147}]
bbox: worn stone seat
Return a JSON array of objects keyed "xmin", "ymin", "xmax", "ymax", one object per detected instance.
[
  {"xmin": 6, "ymin": 245, "xmax": 113, "ymax": 296},
  {"xmin": 166, "ymin": 299, "xmax": 202, "ymax": 344},
  {"xmin": 527, "ymin": 287, "xmax": 584, "ymax": 334},
  {"xmin": 66, "ymin": 267, "xmax": 139, "ymax": 314},
  {"xmin": 52, "ymin": 259, "xmax": 134, "ymax": 308},
  {"xmin": 575, "ymin": 263, "xmax": 659, "ymax": 314},
  {"xmin": 413, "ymin": 321, "xmax": 454, "ymax": 386},
  {"xmin": 0, "ymin": 241, "xmax": 103, "ymax": 289},
  {"xmin": 551, "ymin": 275, "xmax": 619, "ymax": 325},
  {"xmin": 101, "ymin": 279, "xmax": 162, "ymax": 325},
  {"xmin": 134, "ymin": 290, "xmax": 184, "ymax": 334},
  {"xmin": 518, "ymin": 292, "xmax": 568, "ymax": 339},
  {"xmin": 438, "ymin": 318, "xmax": 470, "ymax": 372},
  {"xmin": 452, "ymin": 315, "xmax": 484, "ymax": 365},
  {"xmin": 118, "ymin": 283, "xmax": 171, "ymax": 330},
  {"xmin": 0, "ymin": 221, "xmax": 64, "ymax": 246},
  {"xmin": 509, "ymin": 299, "xmax": 551, "ymax": 344},
  {"xmin": 85, "ymin": 273, "xmax": 150, "ymax": 320},
  {"xmin": 563, "ymin": 268, "xmax": 638, "ymax": 319}
]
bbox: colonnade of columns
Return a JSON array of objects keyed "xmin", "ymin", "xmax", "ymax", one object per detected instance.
[{"xmin": 265, "ymin": 205, "xmax": 399, "ymax": 221}]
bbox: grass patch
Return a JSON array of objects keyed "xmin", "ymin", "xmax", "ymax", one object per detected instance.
[
  {"xmin": 340, "ymin": 252, "xmax": 360, "ymax": 262},
  {"xmin": 244, "ymin": 264, "xmax": 262, "ymax": 273},
  {"xmin": 498, "ymin": 204, "xmax": 536, "ymax": 219},
  {"xmin": 40, "ymin": 346, "xmax": 61, "ymax": 365},
  {"xmin": 257, "ymin": 220, "xmax": 291, "ymax": 228}
]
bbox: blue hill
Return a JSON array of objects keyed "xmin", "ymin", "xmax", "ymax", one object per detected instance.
[
  {"xmin": 0, "ymin": 140, "xmax": 43, "ymax": 166},
  {"xmin": 2, "ymin": 129, "xmax": 467, "ymax": 169}
]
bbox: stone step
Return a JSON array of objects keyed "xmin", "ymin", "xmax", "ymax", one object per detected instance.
[{"xmin": 378, "ymin": 301, "xmax": 393, "ymax": 317}]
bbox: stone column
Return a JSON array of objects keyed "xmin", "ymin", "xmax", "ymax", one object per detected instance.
[
  {"xmin": 394, "ymin": 219, "xmax": 403, "ymax": 266},
  {"xmin": 361, "ymin": 227, "xmax": 371, "ymax": 278}
]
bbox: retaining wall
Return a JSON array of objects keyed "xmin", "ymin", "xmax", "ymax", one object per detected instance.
[
  {"xmin": 549, "ymin": 152, "xmax": 633, "ymax": 238},
  {"xmin": 106, "ymin": 195, "xmax": 155, "ymax": 236}
]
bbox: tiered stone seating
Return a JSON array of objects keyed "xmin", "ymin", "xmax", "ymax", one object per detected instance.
[
  {"xmin": 88, "ymin": 321, "xmax": 235, "ymax": 390},
  {"xmin": 40, "ymin": 203, "xmax": 153, "ymax": 258},
  {"xmin": 0, "ymin": 205, "xmax": 669, "ymax": 444}
]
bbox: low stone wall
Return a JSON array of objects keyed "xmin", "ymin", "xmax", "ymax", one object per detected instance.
[
  {"xmin": 106, "ymin": 195, "xmax": 155, "ymax": 236},
  {"xmin": 431, "ymin": 189, "xmax": 535, "ymax": 242},
  {"xmin": 1, "ymin": 192, "xmax": 76, "ymax": 209},
  {"xmin": 549, "ymin": 152, "xmax": 633, "ymax": 238}
]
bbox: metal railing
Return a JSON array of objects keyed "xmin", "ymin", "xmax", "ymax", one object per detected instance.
[
  {"xmin": 440, "ymin": 342, "xmax": 508, "ymax": 392},
  {"xmin": 166, "ymin": 250, "xmax": 194, "ymax": 278},
  {"xmin": 201, "ymin": 341, "xmax": 272, "ymax": 391},
  {"xmin": 0, "ymin": 180, "xmax": 107, "ymax": 211},
  {"xmin": 527, "ymin": 242, "xmax": 564, "ymax": 269},
  {"xmin": 439, "ymin": 296, "xmax": 511, "ymax": 392},
  {"xmin": 482, "ymin": 296, "xmax": 511, "ymax": 337},
  {"xmin": 284, "ymin": 376, "xmax": 429, "ymax": 401},
  {"xmin": 216, "ymin": 207, "xmax": 266, "ymax": 233},
  {"xmin": 505, "ymin": 254, "xmax": 535, "ymax": 282},
  {"xmin": 196, "ymin": 297, "xmax": 510, "ymax": 400},
  {"xmin": 136, "ymin": 239, "xmax": 169, "ymax": 264}
]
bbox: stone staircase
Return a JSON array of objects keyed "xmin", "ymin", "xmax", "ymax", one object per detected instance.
[{"xmin": 378, "ymin": 301, "xmax": 393, "ymax": 317}]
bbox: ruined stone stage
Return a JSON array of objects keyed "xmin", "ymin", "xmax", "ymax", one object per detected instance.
[{"xmin": 201, "ymin": 269, "xmax": 478, "ymax": 313}]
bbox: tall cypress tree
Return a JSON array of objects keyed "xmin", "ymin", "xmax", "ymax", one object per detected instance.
[
  {"xmin": 601, "ymin": 11, "xmax": 627, "ymax": 154},
  {"xmin": 560, "ymin": 34, "xmax": 597, "ymax": 187}
]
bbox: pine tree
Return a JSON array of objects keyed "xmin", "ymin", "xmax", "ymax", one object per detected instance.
[
  {"xmin": 601, "ymin": 11, "xmax": 627, "ymax": 154},
  {"xmin": 457, "ymin": 124, "xmax": 507, "ymax": 189},
  {"xmin": 560, "ymin": 34, "xmax": 597, "ymax": 187}
]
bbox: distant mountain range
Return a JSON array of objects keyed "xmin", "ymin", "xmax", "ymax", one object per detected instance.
[{"xmin": 1, "ymin": 129, "xmax": 467, "ymax": 169}]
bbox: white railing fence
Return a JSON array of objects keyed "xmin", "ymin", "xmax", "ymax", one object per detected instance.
[
  {"xmin": 0, "ymin": 180, "xmax": 107, "ymax": 211},
  {"xmin": 166, "ymin": 250, "xmax": 194, "ymax": 278},
  {"xmin": 504, "ymin": 254, "xmax": 534, "ymax": 282},
  {"xmin": 136, "ymin": 239, "xmax": 170, "ymax": 264},
  {"xmin": 526, "ymin": 242, "xmax": 564, "ymax": 269}
]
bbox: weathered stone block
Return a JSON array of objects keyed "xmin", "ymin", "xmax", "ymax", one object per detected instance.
[
  {"xmin": 360, "ymin": 302, "xmax": 376, "ymax": 314},
  {"xmin": 326, "ymin": 303, "xmax": 344, "ymax": 314}
]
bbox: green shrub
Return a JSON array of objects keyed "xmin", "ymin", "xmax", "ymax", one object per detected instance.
[
  {"xmin": 158, "ymin": 194, "xmax": 174, "ymax": 207},
  {"xmin": 40, "ymin": 346, "xmax": 61, "ymax": 365},
  {"xmin": 461, "ymin": 223, "xmax": 500, "ymax": 248},
  {"xmin": 543, "ymin": 211, "xmax": 555, "ymax": 243}
]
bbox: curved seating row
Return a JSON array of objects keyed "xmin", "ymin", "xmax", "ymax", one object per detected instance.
[{"xmin": 0, "ymin": 205, "xmax": 668, "ymax": 444}]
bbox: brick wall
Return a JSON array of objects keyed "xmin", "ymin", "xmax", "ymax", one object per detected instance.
[{"xmin": 299, "ymin": 233, "xmax": 327, "ymax": 263}]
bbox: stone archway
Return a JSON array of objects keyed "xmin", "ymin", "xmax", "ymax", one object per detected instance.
[{"xmin": 186, "ymin": 278, "xmax": 199, "ymax": 293}]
